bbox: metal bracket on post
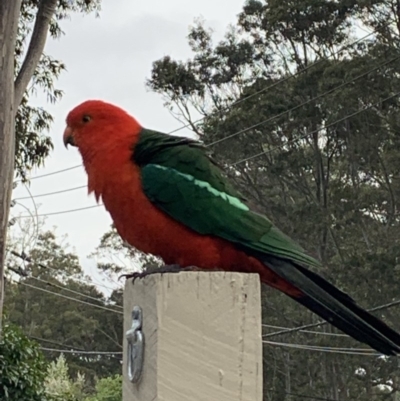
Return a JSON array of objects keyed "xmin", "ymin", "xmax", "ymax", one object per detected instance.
[{"xmin": 126, "ymin": 306, "xmax": 144, "ymax": 383}]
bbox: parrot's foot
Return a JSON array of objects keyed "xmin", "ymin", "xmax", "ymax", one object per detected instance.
[{"xmin": 120, "ymin": 264, "xmax": 205, "ymax": 283}]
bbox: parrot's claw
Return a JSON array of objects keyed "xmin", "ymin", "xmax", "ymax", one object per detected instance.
[{"xmin": 119, "ymin": 264, "xmax": 204, "ymax": 283}]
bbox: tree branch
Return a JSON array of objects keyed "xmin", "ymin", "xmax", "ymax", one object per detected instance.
[{"xmin": 14, "ymin": 0, "xmax": 58, "ymax": 108}]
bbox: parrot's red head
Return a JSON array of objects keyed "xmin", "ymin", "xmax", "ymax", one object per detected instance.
[
  {"xmin": 64, "ymin": 100, "xmax": 143, "ymax": 198},
  {"xmin": 63, "ymin": 100, "xmax": 142, "ymax": 162}
]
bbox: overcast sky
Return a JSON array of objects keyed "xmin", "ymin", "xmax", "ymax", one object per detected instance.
[{"xmin": 10, "ymin": 0, "xmax": 245, "ymax": 288}]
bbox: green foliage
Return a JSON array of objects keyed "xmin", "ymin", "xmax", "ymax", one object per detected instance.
[
  {"xmin": 84, "ymin": 375, "xmax": 122, "ymax": 401},
  {"xmin": 0, "ymin": 324, "xmax": 49, "ymax": 401},
  {"xmin": 45, "ymin": 355, "xmax": 85, "ymax": 401},
  {"xmin": 148, "ymin": 1, "xmax": 400, "ymax": 399}
]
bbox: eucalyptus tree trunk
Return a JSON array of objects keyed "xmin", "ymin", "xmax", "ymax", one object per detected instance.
[
  {"xmin": 0, "ymin": 0, "xmax": 22, "ymax": 334},
  {"xmin": 0, "ymin": 0, "xmax": 58, "ymax": 334}
]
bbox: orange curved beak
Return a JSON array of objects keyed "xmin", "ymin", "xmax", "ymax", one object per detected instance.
[{"xmin": 63, "ymin": 126, "xmax": 76, "ymax": 148}]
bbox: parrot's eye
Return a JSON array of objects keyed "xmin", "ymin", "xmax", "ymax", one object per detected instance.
[{"xmin": 82, "ymin": 115, "xmax": 91, "ymax": 123}]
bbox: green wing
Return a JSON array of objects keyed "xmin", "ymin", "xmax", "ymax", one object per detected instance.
[
  {"xmin": 134, "ymin": 129, "xmax": 320, "ymax": 268},
  {"xmin": 133, "ymin": 128, "xmax": 245, "ymax": 201}
]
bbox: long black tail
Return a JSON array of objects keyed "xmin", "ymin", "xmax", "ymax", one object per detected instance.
[{"xmin": 259, "ymin": 255, "xmax": 400, "ymax": 355}]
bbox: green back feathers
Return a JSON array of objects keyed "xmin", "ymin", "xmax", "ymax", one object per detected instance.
[{"xmin": 133, "ymin": 129, "xmax": 245, "ymax": 201}]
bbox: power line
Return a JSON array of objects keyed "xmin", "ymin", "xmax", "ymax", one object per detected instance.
[
  {"xmin": 31, "ymin": 336, "xmax": 122, "ymax": 355},
  {"xmin": 263, "ymin": 340, "xmax": 379, "ymax": 356},
  {"xmin": 29, "ymin": 275, "xmax": 123, "ymax": 310},
  {"xmin": 30, "ymin": 335, "xmax": 88, "ymax": 351},
  {"xmin": 207, "ymin": 54, "xmax": 400, "ymax": 147},
  {"xmin": 232, "ymin": 90, "xmax": 400, "ymax": 166},
  {"xmin": 14, "ymin": 185, "xmax": 86, "ymax": 200},
  {"xmin": 40, "ymin": 347, "xmax": 122, "ymax": 355},
  {"xmin": 10, "ymin": 250, "xmax": 118, "ymax": 293},
  {"xmin": 262, "ymin": 323, "xmax": 348, "ymax": 338},
  {"xmin": 15, "ymin": 164, "xmax": 82, "ymax": 183},
  {"xmin": 264, "ymin": 299, "xmax": 400, "ymax": 339},
  {"xmin": 16, "ymin": 204, "xmax": 102, "ymax": 218},
  {"xmin": 19, "ymin": 282, "xmax": 123, "ymax": 315}
]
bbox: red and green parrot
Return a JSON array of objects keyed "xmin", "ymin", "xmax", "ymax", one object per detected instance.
[{"xmin": 64, "ymin": 100, "xmax": 400, "ymax": 355}]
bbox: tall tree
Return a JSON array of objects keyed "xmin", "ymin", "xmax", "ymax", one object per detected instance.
[{"xmin": 0, "ymin": 0, "xmax": 101, "ymax": 333}]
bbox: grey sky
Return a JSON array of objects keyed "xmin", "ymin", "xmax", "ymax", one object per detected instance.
[{"xmin": 11, "ymin": 0, "xmax": 245, "ymax": 286}]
